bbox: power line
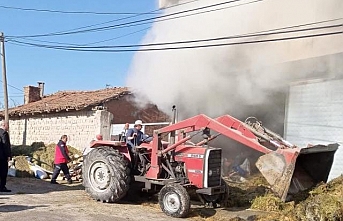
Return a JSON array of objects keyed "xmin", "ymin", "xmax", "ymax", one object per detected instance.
[
  {"xmin": 16, "ymin": 16, "xmax": 339, "ymax": 48},
  {"xmin": 0, "ymin": 95, "xmax": 23, "ymax": 98},
  {"xmin": 7, "ymin": 27, "xmax": 151, "ymax": 47},
  {"xmin": 7, "ymin": 0, "xmax": 258, "ymax": 38},
  {"xmin": 11, "ymin": 23, "xmax": 341, "ymax": 49},
  {"xmin": 8, "ymin": 22, "xmax": 342, "ymax": 49},
  {"xmin": 6, "ymin": 0, "xmax": 199, "ymax": 39},
  {"xmin": 0, "ymin": 5, "xmax": 159, "ymax": 15},
  {"xmin": 76, "ymin": 0, "xmax": 264, "ymax": 36},
  {"xmin": 8, "ymin": 29, "xmax": 342, "ymax": 53},
  {"xmin": 82, "ymin": 27, "xmax": 151, "ymax": 46},
  {"xmin": 0, "ymin": 80, "xmax": 24, "ymax": 92}
]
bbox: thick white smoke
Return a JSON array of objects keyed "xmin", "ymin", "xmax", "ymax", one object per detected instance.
[
  {"xmin": 127, "ymin": 0, "xmax": 343, "ymax": 120},
  {"xmin": 158, "ymin": 0, "xmax": 181, "ymax": 9}
]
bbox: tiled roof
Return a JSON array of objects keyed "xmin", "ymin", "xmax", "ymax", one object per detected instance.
[{"xmin": 6, "ymin": 87, "xmax": 130, "ymax": 116}]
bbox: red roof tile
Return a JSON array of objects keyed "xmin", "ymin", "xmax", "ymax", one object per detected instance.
[{"xmin": 6, "ymin": 87, "xmax": 130, "ymax": 116}]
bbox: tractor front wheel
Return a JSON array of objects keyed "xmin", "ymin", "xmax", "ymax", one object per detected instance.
[
  {"xmin": 83, "ymin": 146, "xmax": 130, "ymax": 202},
  {"xmin": 158, "ymin": 183, "xmax": 190, "ymax": 218}
]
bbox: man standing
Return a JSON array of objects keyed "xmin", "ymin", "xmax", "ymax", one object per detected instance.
[
  {"xmin": 119, "ymin": 123, "xmax": 129, "ymax": 142},
  {"xmin": 0, "ymin": 120, "xmax": 11, "ymax": 192},
  {"xmin": 51, "ymin": 135, "xmax": 72, "ymax": 184}
]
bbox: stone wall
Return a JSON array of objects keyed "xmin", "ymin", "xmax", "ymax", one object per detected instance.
[{"xmin": 9, "ymin": 110, "xmax": 113, "ymax": 151}]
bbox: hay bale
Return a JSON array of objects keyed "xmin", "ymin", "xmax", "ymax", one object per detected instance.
[
  {"xmin": 251, "ymin": 194, "xmax": 283, "ymax": 212},
  {"xmin": 67, "ymin": 145, "xmax": 82, "ymax": 158},
  {"xmin": 294, "ymin": 175, "xmax": 343, "ymax": 221},
  {"xmin": 253, "ymin": 175, "xmax": 343, "ymax": 221},
  {"xmin": 14, "ymin": 156, "xmax": 34, "ymax": 178},
  {"xmin": 11, "ymin": 145, "xmax": 41, "ymax": 157},
  {"xmin": 224, "ymin": 173, "xmax": 269, "ymax": 208},
  {"xmin": 36, "ymin": 145, "xmax": 55, "ymax": 170},
  {"xmin": 295, "ymin": 193, "xmax": 342, "ymax": 221},
  {"xmin": 30, "ymin": 143, "xmax": 81, "ymax": 171},
  {"xmin": 12, "ymin": 142, "xmax": 82, "ymax": 172},
  {"xmin": 31, "ymin": 142, "xmax": 45, "ymax": 149}
]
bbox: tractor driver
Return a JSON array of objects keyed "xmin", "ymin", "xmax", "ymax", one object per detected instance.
[{"xmin": 126, "ymin": 120, "xmax": 152, "ymax": 152}]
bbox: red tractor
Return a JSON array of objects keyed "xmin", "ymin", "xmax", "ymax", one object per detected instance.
[{"xmin": 82, "ymin": 113, "xmax": 338, "ymax": 218}]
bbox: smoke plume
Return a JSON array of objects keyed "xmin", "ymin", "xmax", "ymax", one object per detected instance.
[{"xmin": 127, "ymin": 0, "xmax": 343, "ymax": 124}]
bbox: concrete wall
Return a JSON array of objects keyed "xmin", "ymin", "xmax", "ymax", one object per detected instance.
[{"xmin": 9, "ymin": 110, "xmax": 113, "ymax": 151}]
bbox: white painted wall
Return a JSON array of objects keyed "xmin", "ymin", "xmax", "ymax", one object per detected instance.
[
  {"xmin": 285, "ymin": 78, "xmax": 343, "ymax": 180},
  {"xmin": 9, "ymin": 110, "xmax": 113, "ymax": 151}
]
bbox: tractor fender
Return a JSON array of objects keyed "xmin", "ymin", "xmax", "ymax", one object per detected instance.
[{"xmin": 88, "ymin": 140, "xmax": 132, "ymax": 162}]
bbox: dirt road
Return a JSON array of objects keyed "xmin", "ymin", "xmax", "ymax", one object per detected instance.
[{"xmin": 0, "ymin": 177, "xmax": 260, "ymax": 221}]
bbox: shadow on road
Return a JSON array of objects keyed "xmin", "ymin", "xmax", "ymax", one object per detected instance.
[
  {"xmin": 0, "ymin": 204, "xmax": 48, "ymax": 212},
  {"xmin": 188, "ymin": 207, "xmax": 217, "ymax": 218},
  {"xmin": 6, "ymin": 177, "xmax": 84, "ymax": 195}
]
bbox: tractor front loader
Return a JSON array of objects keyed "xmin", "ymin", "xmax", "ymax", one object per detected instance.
[
  {"xmin": 216, "ymin": 115, "xmax": 338, "ymax": 201},
  {"xmin": 82, "ymin": 113, "xmax": 338, "ymax": 218}
]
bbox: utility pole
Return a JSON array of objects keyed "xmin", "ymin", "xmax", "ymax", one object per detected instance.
[{"xmin": 0, "ymin": 32, "xmax": 9, "ymax": 124}]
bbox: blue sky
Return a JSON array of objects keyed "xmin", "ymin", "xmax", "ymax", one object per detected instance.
[{"xmin": 0, "ymin": 1, "xmax": 158, "ymax": 106}]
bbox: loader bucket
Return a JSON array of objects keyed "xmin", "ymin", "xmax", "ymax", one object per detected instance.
[{"xmin": 256, "ymin": 143, "xmax": 339, "ymax": 201}]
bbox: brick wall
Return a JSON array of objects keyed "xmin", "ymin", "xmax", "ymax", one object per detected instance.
[
  {"xmin": 24, "ymin": 86, "xmax": 41, "ymax": 104},
  {"xmin": 105, "ymin": 96, "xmax": 170, "ymax": 135},
  {"xmin": 9, "ymin": 110, "xmax": 113, "ymax": 151},
  {"xmin": 106, "ymin": 95, "xmax": 170, "ymax": 124}
]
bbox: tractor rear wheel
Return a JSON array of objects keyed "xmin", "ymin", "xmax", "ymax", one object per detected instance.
[
  {"xmin": 198, "ymin": 180, "xmax": 229, "ymax": 208},
  {"xmin": 83, "ymin": 146, "xmax": 130, "ymax": 202},
  {"xmin": 158, "ymin": 183, "xmax": 190, "ymax": 218}
]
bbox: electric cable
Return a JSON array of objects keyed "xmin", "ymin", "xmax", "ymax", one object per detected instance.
[
  {"xmin": 0, "ymin": 5, "xmax": 159, "ymax": 15},
  {"xmin": 8, "ymin": 29, "xmax": 342, "ymax": 53},
  {"xmin": 6, "ymin": 0, "xmax": 200, "ymax": 39},
  {"xmin": 5, "ymin": 0, "xmax": 264, "ymax": 47},
  {"xmin": 8, "ymin": 27, "xmax": 150, "ymax": 47},
  {"xmin": 68, "ymin": 0, "xmax": 263, "ymax": 35},
  {"xmin": 0, "ymin": 80, "xmax": 24, "ymax": 92},
  {"xmin": 8, "ymin": 22, "xmax": 342, "ymax": 50},
  {"xmin": 32, "ymin": 17, "xmax": 343, "ymax": 47},
  {"xmin": 7, "ymin": 0, "xmax": 258, "ymax": 38}
]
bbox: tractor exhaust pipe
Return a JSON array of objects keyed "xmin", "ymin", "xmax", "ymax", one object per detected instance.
[
  {"xmin": 170, "ymin": 105, "xmax": 177, "ymax": 145},
  {"xmin": 169, "ymin": 105, "xmax": 177, "ymax": 162}
]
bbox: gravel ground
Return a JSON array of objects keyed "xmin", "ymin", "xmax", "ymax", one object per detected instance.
[{"xmin": 0, "ymin": 177, "xmax": 262, "ymax": 221}]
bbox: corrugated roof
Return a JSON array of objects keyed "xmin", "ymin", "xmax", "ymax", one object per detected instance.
[{"xmin": 6, "ymin": 87, "xmax": 130, "ymax": 116}]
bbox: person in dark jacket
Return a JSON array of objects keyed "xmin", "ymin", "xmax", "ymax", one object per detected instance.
[
  {"xmin": 126, "ymin": 120, "xmax": 152, "ymax": 152},
  {"xmin": 0, "ymin": 120, "xmax": 11, "ymax": 192},
  {"xmin": 51, "ymin": 135, "xmax": 72, "ymax": 184}
]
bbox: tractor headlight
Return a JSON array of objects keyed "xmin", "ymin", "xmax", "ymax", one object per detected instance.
[{"xmin": 208, "ymin": 169, "xmax": 213, "ymax": 176}]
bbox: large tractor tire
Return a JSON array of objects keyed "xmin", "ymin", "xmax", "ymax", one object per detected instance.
[
  {"xmin": 83, "ymin": 146, "xmax": 130, "ymax": 203},
  {"xmin": 158, "ymin": 183, "xmax": 190, "ymax": 218},
  {"xmin": 198, "ymin": 180, "xmax": 229, "ymax": 208}
]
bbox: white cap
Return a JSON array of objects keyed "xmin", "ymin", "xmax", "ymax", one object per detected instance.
[{"xmin": 134, "ymin": 120, "xmax": 143, "ymax": 125}]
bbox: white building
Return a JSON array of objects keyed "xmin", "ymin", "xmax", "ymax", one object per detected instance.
[{"xmin": 285, "ymin": 78, "xmax": 343, "ymax": 180}]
